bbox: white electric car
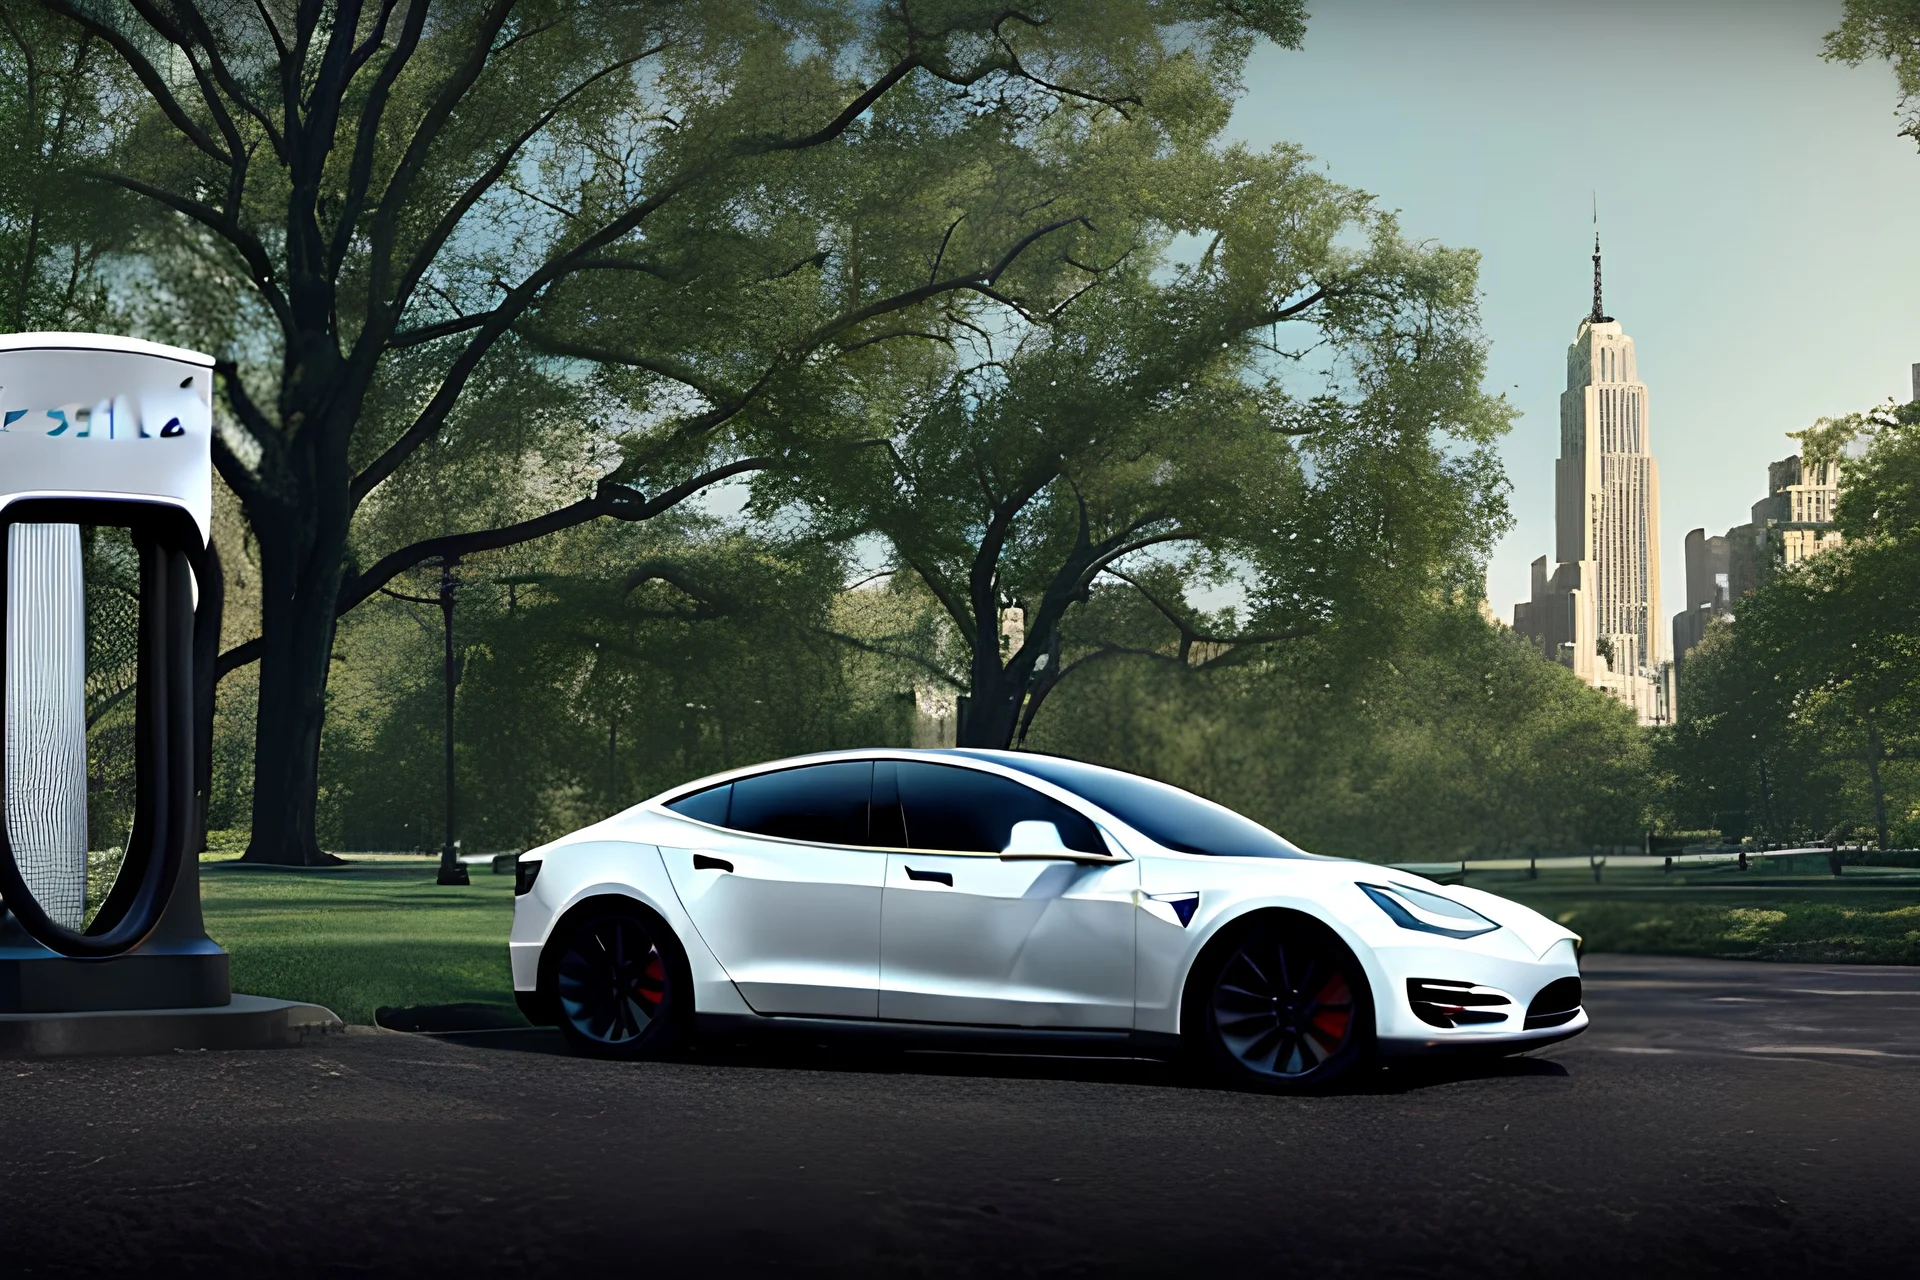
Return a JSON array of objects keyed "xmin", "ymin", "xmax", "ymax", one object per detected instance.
[{"xmin": 510, "ymin": 749, "xmax": 1585, "ymax": 1088}]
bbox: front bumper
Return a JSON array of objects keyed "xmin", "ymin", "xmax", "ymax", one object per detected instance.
[
  {"xmin": 1360, "ymin": 931, "xmax": 1583, "ymax": 1048},
  {"xmin": 1379, "ymin": 1007, "xmax": 1589, "ymax": 1058}
]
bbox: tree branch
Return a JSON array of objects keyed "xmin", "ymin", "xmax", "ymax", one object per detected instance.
[
  {"xmin": 329, "ymin": 0, "xmax": 427, "ymax": 276},
  {"xmin": 390, "ymin": 309, "xmax": 505, "ymax": 349},
  {"xmin": 340, "ymin": 456, "xmax": 773, "ymax": 613},
  {"xmin": 514, "ymin": 325, "xmax": 741, "ymax": 402},
  {"xmin": 385, "ymin": 46, "xmax": 664, "ymax": 320},
  {"xmin": 127, "ymin": 0, "xmax": 285, "ymax": 159},
  {"xmin": 367, "ymin": 0, "xmax": 520, "ymax": 304},
  {"xmin": 215, "ymin": 636, "xmax": 262, "ymax": 680},
  {"xmin": 40, "ymin": 0, "xmax": 232, "ymax": 163},
  {"xmin": 820, "ymin": 628, "xmax": 963, "ymax": 687},
  {"xmin": 1075, "ymin": 529, "xmax": 1196, "ymax": 592},
  {"xmin": 90, "ymin": 171, "xmax": 293, "ymax": 331}
]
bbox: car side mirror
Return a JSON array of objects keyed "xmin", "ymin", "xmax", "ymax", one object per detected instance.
[
  {"xmin": 999, "ymin": 819, "xmax": 1123, "ymax": 863},
  {"xmin": 1000, "ymin": 820, "xmax": 1068, "ymax": 858}
]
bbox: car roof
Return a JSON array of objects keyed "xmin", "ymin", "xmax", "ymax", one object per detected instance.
[{"xmin": 647, "ymin": 747, "xmax": 1072, "ymax": 805}]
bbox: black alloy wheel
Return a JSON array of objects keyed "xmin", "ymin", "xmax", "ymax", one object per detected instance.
[
  {"xmin": 553, "ymin": 909, "xmax": 687, "ymax": 1059},
  {"xmin": 1202, "ymin": 915, "xmax": 1371, "ymax": 1090}
]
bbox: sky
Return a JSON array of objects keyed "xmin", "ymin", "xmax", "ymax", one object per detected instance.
[{"xmin": 1226, "ymin": 0, "xmax": 1920, "ymax": 622}]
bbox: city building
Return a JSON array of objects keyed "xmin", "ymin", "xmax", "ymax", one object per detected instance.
[
  {"xmin": 1670, "ymin": 528, "xmax": 1730, "ymax": 670},
  {"xmin": 1513, "ymin": 236, "xmax": 1672, "ymax": 725},
  {"xmin": 1724, "ymin": 449, "xmax": 1844, "ymax": 604},
  {"xmin": 1669, "ymin": 386, "xmax": 1870, "ymax": 671}
]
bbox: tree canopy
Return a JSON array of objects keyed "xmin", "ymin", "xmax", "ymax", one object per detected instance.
[
  {"xmin": 49, "ymin": 0, "xmax": 1308, "ymax": 861},
  {"xmin": 767, "ymin": 144, "xmax": 1510, "ymax": 745},
  {"xmin": 4, "ymin": 0, "xmax": 1676, "ymax": 865}
]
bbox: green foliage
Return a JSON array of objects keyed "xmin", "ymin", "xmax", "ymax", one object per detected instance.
[
  {"xmin": 769, "ymin": 145, "xmax": 1512, "ymax": 746},
  {"xmin": 40, "ymin": 0, "xmax": 1322, "ymax": 861},
  {"xmin": 313, "ymin": 518, "xmax": 912, "ymax": 852},
  {"xmin": 1548, "ymin": 898, "xmax": 1920, "ymax": 966},
  {"xmin": 1026, "ymin": 601, "xmax": 1652, "ymax": 859},
  {"xmin": 1827, "ymin": 0, "xmax": 1920, "ymax": 147},
  {"xmin": 15, "ymin": 1, "xmax": 1650, "ymax": 874},
  {"xmin": 0, "ymin": 3, "xmax": 136, "ymax": 328},
  {"xmin": 1660, "ymin": 413, "xmax": 1920, "ymax": 848}
]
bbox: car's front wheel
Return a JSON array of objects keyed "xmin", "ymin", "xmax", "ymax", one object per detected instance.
[
  {"xmin": 551, "ymin": 905, "xmax": 690, "ymax": 1060},
  {"xmin": 1195, "ymin": 913, "xmax": 1373, "ymax": 1091}
]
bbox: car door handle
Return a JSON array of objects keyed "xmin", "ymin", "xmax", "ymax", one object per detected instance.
[
  {"xmin": 904, "ymin": 866, "xmax": 952, "ymax": 886},
  {"xmin": 693, "ymin": 854, "xmax": 733, "ymax": 873}
]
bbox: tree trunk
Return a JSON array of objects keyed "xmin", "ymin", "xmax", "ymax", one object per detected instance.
[
  {"xmin": 238, "ymin": 485, "xmax": 350, "ymax": 866},
  {"xmin": 957, "ymin": 645, "xmax": 1024, "ymax": 749}
]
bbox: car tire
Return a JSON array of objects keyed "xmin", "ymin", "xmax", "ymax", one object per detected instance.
[
  {"xmin": 1190, "ymin": 911, "xmax": 1374, "ymax": 1092},
  {"xmin": 548, "ymin": 903, "xmax": 692, "ymax": 1061}
]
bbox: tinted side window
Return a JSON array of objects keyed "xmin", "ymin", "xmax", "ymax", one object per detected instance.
[
  {"xmin": 666, "ymin": 782, "xmax": 731, "ymax": 827},
  {"xmin": 896, "ymin": 762, "xmax": 1102, "ymax": 854},
  {"xmin": 995, "ymin": 755, "xmax": 1314, "ymax": 859},
  {"xmin": 726, "ymin": 762, "xmax": 873, "ymax": 845}
]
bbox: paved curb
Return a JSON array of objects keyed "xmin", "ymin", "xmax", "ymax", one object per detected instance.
[{"xmin": 0, "ymin": 993, "xmax": 343, "ymax": 1057}]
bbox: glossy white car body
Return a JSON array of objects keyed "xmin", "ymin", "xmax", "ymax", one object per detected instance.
[{"xmin": 510, "ymin": 749, "xmax": 1586, "ymax": 1060}]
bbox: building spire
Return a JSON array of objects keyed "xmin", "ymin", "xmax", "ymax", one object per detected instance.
[{"xmin": 1590, "ymin": 198, "xmax": 1613, "ymax": 324}]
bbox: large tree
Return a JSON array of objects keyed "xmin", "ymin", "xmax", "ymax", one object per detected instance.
[
  {"xmin": 48, "ymin": 0, "xmax": 1305, "ymax": 862},
  {"xmin": 772, "ymin": 145, "xmax": 1511, "ymax": 747}
]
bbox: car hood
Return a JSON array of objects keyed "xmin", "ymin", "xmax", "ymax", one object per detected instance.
[{"xmin": 1196, "ymin": 855, "xmax": 1578, "ymax": 960}]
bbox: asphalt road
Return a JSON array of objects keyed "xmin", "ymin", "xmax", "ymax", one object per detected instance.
[{"xmin": 5, "ymin": 954, "xmax": 1920, "ymax": 1279}]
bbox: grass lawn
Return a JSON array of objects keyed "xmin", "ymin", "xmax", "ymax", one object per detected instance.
[
  {"xmin": 1452, "ymin": 862, "xmax": 1920, "ymax": 965},
  {"xmin": 200, "ymin": 855, "xmax": 522, "ymax": 1025}
]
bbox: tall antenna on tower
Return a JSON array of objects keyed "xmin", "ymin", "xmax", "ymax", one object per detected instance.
[{"xmin": 1589, "ymin": 194, "xmax": 1613, "ymax": 325}]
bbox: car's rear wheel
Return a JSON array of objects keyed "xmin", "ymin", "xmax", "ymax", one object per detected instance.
[
  {"xmin": 552, "ymin": 907, "xmax": 689, "ymax": 1060},
  {"xmin": 1197, "ymin": 913, "xmax": 1372, "ymax": 1091}
]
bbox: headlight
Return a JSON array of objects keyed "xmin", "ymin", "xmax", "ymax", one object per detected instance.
[{"xmin": 1358, "ymin": 882, "xmax": 1499, "ymax": 939}]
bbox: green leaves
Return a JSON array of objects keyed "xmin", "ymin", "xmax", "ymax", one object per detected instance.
[
  {"xmin": 1660, "ymin": 416, "xmax": 1920, "ymax": 848},
  {"xmin": 1028, "ymin": 601, "xmax": 1652, "ymax": 858},
  {"xmin": 0, "ymin": 6, "xmax": 140, "ymax": 330},
  {"xmin": 764, "ymin": 130, "xmax": 1512, "ymax": 747},
  {"xmin": 1826, "ymin": 0, "xmax": 1920, "ymax": 146}
]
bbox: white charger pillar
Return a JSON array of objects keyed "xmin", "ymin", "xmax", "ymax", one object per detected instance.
[
  {"xmin": 3, "ymin": 522, "xmax": 87, "ymax": 929},
  {"xmin": 0, "ymin": 332, "xmax": 342, "ymax": 1051}
]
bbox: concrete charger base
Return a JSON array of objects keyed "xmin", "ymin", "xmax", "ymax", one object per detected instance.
[
  {"xmin": 0, "ymin": 993, "xmax": 344, "ymax": 1057},
  {"xmin": 0, "ymin": 859, "xmax": 342, "ymax": 1056}
]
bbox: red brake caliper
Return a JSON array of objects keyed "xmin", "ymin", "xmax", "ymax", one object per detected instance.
[
  {"xmin": 635, "ymin": 953, "xmax": 666, "ymax": 1010},
  {"xmin": 1310, "ymin": 973, "xmax": 1353, "ymax": 1042}
]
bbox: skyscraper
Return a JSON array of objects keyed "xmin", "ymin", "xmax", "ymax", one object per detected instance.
[
  {"xmin": 1513, "ymin": 236, "xmax": 1671, "ymax": 724},
  {"xmin": 1671, "ymin": 429, "xmax": 1848, "ymax": 675}
]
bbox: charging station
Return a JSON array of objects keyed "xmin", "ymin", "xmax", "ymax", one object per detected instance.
[{"xmin": 0, "ymin": 333, "xmax": 338, "ymax": 1055}]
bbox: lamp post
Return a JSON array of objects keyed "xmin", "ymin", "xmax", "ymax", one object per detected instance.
[
  {"xmin": 382, "ymin": 558, "xmax": 468, "ymax": 885},
  {"xmin": 436, "ymin": 556, "xmax": 468, "ymax": 886}
]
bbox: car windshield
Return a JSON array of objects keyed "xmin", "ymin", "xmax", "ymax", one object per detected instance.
[{"xmin": 976, "ymin": 753, "xmax": 1317, "ymax": 860}]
